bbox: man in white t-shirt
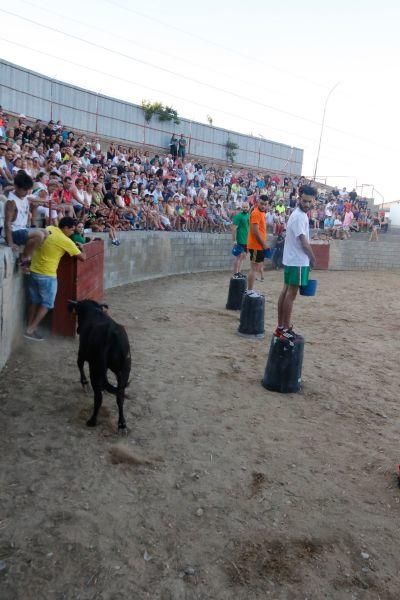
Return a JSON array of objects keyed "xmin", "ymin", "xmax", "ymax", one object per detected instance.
[
  {"xmin": 324, "ymin": 199, "xmax": 335, "ymax": 217},
  {"xmin": 275, "ymin": 185, "xmax": 316, "ymax": 345}
]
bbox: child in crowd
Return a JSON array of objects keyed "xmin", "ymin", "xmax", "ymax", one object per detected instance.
[{"xmin": 70, "ymin": 222, "xmax": 87, "ymax": 245}]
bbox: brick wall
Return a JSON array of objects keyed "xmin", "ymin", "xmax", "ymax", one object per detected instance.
[{"xmin": 311, "ymin": 242, "xmax": 330, "ymax": 270}]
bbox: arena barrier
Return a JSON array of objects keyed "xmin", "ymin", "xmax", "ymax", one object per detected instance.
[{"xmin": 2, "ymin": 233, "xmax": 400, "ymax": 370}]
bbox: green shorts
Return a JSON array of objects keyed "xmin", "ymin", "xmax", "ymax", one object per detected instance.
[{"xmin": 284, "ymin": 266, "xmax": 310, "ymax": 287}]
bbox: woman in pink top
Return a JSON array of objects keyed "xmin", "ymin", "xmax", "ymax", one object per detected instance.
[{"xmin": 343, "ymin": 208, "xmax": 354, "ymax": 238}]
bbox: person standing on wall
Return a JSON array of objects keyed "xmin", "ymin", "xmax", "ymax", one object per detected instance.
[
  {"xmin": 246, "ymin": 195, "xmax": 268, "ymax": 291},
  {"xmin": 275, "ymin": 185, "xmax": 316, "ymax": 344},
  {"xmin": 169, "ymin": 134, "xmax": 178, "ymax": 160},
  {"xmin": 178, "ymin": 134, "xmax": 187, "ymax": 160},
  {"xmin": 231, "ymin": 201, "xmax": 250, "ymax": 276}
]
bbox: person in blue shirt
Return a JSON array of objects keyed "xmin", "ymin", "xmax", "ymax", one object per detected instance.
[{"xmin": 324, "ymin": 215, "xmax": 334, "ymax": 236}]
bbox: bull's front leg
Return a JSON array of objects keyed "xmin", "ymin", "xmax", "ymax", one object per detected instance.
[{"xmin": 77, "ymin": 350, "xmax": 89, "ymax": 392}]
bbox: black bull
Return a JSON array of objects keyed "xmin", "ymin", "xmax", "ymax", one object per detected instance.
[{"xmin": 68, "ymin": 300, "xmax": 131, "ymax": 431}]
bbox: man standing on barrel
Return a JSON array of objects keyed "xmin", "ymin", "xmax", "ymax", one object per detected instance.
[
  {"xmin": 275, "ymin": 185, "xmax": 316, "ymax": 344},
  {"xmin": 247, "ymin": 195, "xmax": 268, "ymax": 291}
]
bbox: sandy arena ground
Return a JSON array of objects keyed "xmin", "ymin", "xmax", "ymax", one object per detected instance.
[{"xmin": 1, "ymin": 269, "xmax": 400, "ymax": 599}]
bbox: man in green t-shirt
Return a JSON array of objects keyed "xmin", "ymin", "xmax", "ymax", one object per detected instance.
[{"xmin": 231, "ymin": 202, "xmax": 250, "ymax": 275}]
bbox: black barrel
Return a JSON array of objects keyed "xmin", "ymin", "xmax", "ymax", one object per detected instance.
[
  {"xmin": 261, "ymin": 334, "xmax": 304, "ymax": 393},
  {"xmin": 238, "ymin": 291, "xmax": 265, "ymax": 337},
  {"xmin": 226, "ymin": 275, "xmax": 247, "ymax": 310}
]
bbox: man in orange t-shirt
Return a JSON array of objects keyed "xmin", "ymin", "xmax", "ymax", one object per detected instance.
[{"xmin": 247, "ymin": 195, "xmax": 269, "ymax": 290}]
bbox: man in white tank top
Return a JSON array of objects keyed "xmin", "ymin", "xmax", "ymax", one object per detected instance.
[{"xmin": 4, "ymin": 171, "xmax": 47, "ymax": 271}]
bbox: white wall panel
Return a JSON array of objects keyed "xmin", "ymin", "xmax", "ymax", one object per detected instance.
[{"xmin": 0, "ymin": 60, "xmax": 303, "ymax": 175}]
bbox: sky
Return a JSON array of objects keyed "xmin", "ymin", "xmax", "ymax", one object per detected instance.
[{"xmin": 0, "ymin": 0, "xmax": 399, "ymax": 202}]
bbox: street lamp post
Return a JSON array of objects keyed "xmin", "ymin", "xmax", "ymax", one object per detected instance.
[
  {"xmin": 313, "ymin": 82, "xmax": 340, "ymax": 182},
  {"xmin": 257, "ymin": 133, "xmax": 265, "ymax": 169}
]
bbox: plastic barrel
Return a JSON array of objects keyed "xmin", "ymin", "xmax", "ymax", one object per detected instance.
[
  {"xmin": 238, "ymin": 292, "xmax": 265, "ymax": 337},
  {"xmin": 226, "ymin": 275, "xmax": 247, "ymax": 310},
  {"xmin": 261, "ymin": 334, "xmax": 304, "ymax": 393},
  {"xmin": 299, "ymin": 279, "xmax": 318, "ymax": 297}
]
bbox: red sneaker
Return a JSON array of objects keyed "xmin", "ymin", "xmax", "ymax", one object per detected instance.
[{"xmin": 274, "ymin": 327, "xmax": 295, "ymax": 347}]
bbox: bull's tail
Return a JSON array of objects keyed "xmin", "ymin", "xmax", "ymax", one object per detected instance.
[
  {"xmin": 104, "ymin": 377, "xmax": 130, "ymax": 394},
  {"xmin": 104, "ymin": 378, "xmax": 118, "ymax": 395}
]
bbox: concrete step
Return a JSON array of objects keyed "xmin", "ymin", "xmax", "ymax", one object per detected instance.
[{"xmin": 345, "ymin": 232, "xmax": 400, "ymax": 242}]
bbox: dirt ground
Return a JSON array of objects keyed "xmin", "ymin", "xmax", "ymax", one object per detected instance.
[{"xmin": 1, "ymin": 269, "xmax": 400, "ymax": 600}]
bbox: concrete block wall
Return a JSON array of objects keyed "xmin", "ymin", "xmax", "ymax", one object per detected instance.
[
  {"xmin": 1, "ymin": 232, "xmax": 400, "ymax": 371},
  {"xmin": 0, "ymin": 247, "xmax": 24, "ymax": 371},
  {"xmin": 0, "ymin": 233, "xmax": 233, "ymax": 371},
  {"xmin": 329, "ymin": 240, "xmax": 400, "ymax": 270},
  {"xmin": 101, "ymin": 231, "xmax": 233, "ymax": 289}
]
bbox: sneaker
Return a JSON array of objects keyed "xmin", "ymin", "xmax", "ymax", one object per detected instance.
[
  {"xmin": 24, "ymin": 330, "xmax": 44, "ymax": 342},
  {"xmin": 274, "ymin": 327, "xmax": 295, "ymax": 347},
  {"xmin": 18, "ymin": 257, "xmax": 31, "ymax": 274}
]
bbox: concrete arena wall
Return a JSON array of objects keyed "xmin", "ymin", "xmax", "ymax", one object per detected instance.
[
  {"xmin": 0, "ymin": 248, "xmax": 24, "ymax": 371},
  {"xmin": 329, "ymin": 239, "xmax": 400, "ymax": 270},
  {"xmin": 100, "ymin": 231, "xmax": 232, "ymax": 289},
  {"xmin": 2, "ymin": 234, "xmax": 400, "ymax": 371},
  {"xmin": 0, "ymin": 233, "xmax": 233, "ymax": 370}
]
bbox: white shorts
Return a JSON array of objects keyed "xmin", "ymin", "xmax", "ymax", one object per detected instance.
[{"xmin": 37, "ymin": 206, "xmax": 58, "ymax": 219}]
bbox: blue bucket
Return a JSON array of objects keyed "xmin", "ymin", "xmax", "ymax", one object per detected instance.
[
  {"xmin": 232, "ymin": 244, "xmax": 243, "ymax": 256},
  {"xmin": 264, "ymin": 248, "xmax": 272, "ymax": 259},
  {"xmin": 300, "ymin": 279, "xmax": 318, "ymax": 296}
]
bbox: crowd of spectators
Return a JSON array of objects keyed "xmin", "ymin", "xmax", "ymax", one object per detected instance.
[{"xmin": 0, "ymin": 108, "xmax": 386, "ymax": 253}]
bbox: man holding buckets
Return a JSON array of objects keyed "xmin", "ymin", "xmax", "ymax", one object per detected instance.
[
  {"xmin": 247, "ymin": 195, "xmax": 269, "ymax": 291},
  {"xmin": 231, "ymin": 201, "xmax": 250, "ymax": 275},
  {"xmin": 275, "ymin": 185, "xmax": 316, "ymax": 344}
]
